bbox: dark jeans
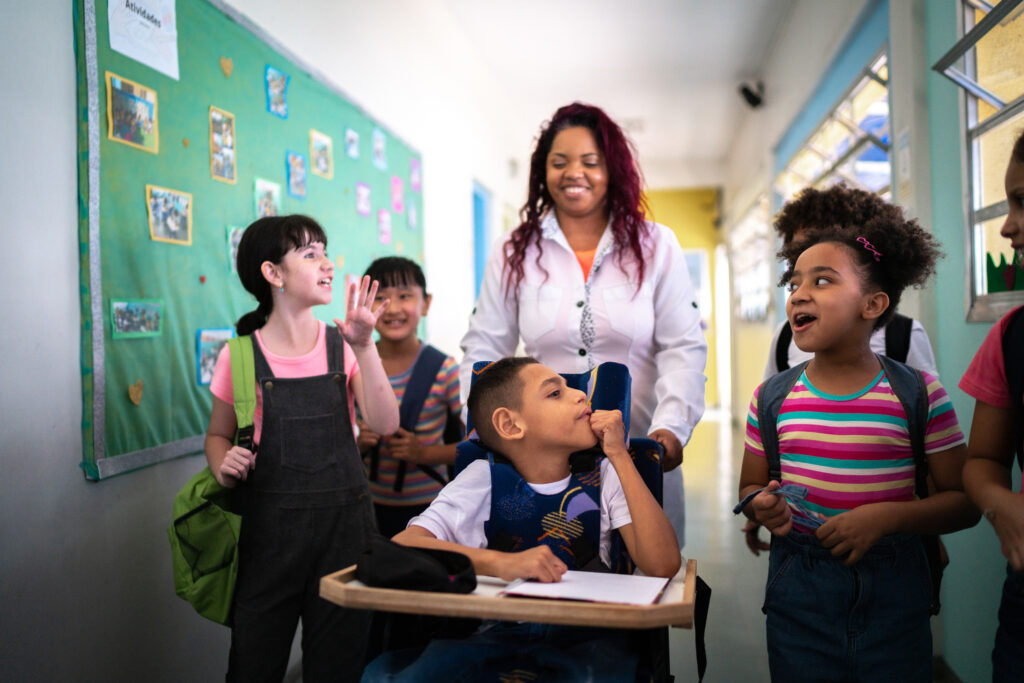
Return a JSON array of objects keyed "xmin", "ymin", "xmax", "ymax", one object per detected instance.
[
  {"xmin": 993, "ymin": 565, "xmax": 1024, "ymax": 682},
  {"xmin": 764, "ymin": 532, "xmax": 932, "ymax": 683},
  {"xmin": 361, "ymin": 620, "xmax": 639, "ymax": 682}
]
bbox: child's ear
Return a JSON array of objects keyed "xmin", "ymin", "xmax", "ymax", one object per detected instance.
[
  {"xmin": 862, "ymin": 290, "xmax": 890, "ymax": 322},
  {"xmin": 421, "ymin": 292, "xmax": 432, "ymax": 316},
  {"xmin": 492, "ymin": 407, "xmax": 524, "ymax": 442},
  {"xmin": 261, "ymin": 261, "xmax": 282, "ymax": 288}
]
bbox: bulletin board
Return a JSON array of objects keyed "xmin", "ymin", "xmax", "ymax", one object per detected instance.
[{"xmin": 74, "ymin": 0, "xmax": 424, "ymax": 480}]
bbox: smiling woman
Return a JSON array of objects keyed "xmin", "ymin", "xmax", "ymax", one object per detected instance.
[{"xmin": 459, "ymin": 102, "xmax": 708, "ymax": 549}]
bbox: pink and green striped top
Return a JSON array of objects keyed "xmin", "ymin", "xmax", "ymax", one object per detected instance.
[{"xmin": 745, "ymin": 369, "xmax": 964, "ymax": 532}]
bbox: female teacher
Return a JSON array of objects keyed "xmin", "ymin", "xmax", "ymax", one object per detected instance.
[{"xmin": 460, "ymin": 102, "xmax": 707, "ymax": 548}]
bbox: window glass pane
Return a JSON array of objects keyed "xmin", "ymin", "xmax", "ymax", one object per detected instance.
[
  {"xmin": 790, "ymin": 148, "xmax": 827, "ymax": 181},
  {"xmin": 729, "ymin": 196, "xmax": 772, "ymax": 322},
  {"xmin": 972, "ymin": 4, "xmax": 1024, "ymax": 122},
  {"xmin": 976, "ymin": 108, "xmax": 1024, "ymax": 210},
  {"xmin": 851, "ymin": 79, "xmax": 889, "ymax": 137},
  {"xmin": 976, "ymin": 215, "xmax": 1023, "ymax": 293},
  {"xmin": 809, "ymin": 119, "xmax": 856, "ymax": 165}
]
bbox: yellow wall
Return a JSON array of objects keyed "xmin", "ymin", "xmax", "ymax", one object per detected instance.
[{"xmin": 644, "ymin": 188, "xmax": 720, "ymax": 407}]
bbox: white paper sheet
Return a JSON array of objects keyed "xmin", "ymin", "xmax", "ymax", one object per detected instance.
[
  {"xmin": 500, "ymin": 571, "xmax": 670, "ymax": 606},
  {"xmin": 108, "ymin": 0, "xmax": 179, "ymax": 80}
]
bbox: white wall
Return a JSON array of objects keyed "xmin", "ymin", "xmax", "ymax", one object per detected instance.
[{"xmin": 0, "ymin": 1, "xmax": 526, "ymax": 678}]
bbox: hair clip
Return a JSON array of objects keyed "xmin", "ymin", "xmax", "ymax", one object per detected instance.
[{"xmin": 856, "ymin": 236, "xmax": 882, "ymax": 262}]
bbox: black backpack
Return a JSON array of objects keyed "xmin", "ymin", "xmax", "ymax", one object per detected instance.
[
  {"xmin": 775, "ymin": 312, "xmax": 914, "ymax": 371},
  {"xmin": 367, "ymin": 344, "xmax": 464, "ymax": 491},
  {"xmin": 756, "ymin": 354, "xmax": 945, "ymax": 614},
  {"xmin": 1004, "ymin": 307, "xmax": 1024, "ymax": 469}
]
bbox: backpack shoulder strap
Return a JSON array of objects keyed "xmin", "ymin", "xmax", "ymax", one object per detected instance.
[
  {"xmin": 877, "ymin": 355, "xmax": 929, "ymax": 498},
  {"xmin": 1003, "ymin": 307, "xmax": 1024, "ymax": 468},
  {"xmin": 756, "ymin": 361, "xmax": 807, "ymax": 482},
  {"xmin": 227, "ymin": 336, "xmax": 256, "ymax": 451},
  {"xmin": 775, "ymin": 321, "xmax": 793, "ymax": 372},
  {"xmin": 885, "ymin": 313, "xmax": 914, "ymax": 364},
  {"xmin": 392, "ymin": 344, "xmax": 450, "ymax": 492}
]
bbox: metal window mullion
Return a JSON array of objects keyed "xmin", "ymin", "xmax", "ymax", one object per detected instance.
[
  {"xmin": 932, "ymin": 0, "xmax": 1024, "ymax": 74},
  {"xmin": 975, "ymin": 200, "xmax": 1009, "ymax": 223},
  {"xmin": 942, "ymin": 67, "xmax": 1007, "ymax": 110},
  {"xmin": 967, "ymin": 96, "xmax": 1024, "ymax": 139}
]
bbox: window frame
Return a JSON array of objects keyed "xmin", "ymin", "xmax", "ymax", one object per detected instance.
[{"xmin": 932, "ymin": 0, "xmax": 1024, "ymax": 322}]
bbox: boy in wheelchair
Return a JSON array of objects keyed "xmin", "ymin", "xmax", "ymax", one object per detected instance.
[{"xmin": 361, "ymin": 357, "xmax": 680, "ymax": 682}]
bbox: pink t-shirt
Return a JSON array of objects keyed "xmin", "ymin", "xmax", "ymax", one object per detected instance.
[
  {"xmin": 210, "ymin": 320, "xmax": 358, "ymax": 443},
  {"xmin": 959, "ymin": 306, "xmax": 1020, "ymax": 410}
]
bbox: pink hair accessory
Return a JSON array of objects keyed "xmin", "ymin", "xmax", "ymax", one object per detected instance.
[{"xmin": 856, "ymin": 236, "xmax": 882, "ymax": 262}]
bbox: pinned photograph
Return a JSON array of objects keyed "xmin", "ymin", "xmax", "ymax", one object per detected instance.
[
  {"xmin": 345, "ymin": 128, "xmax": 359, "ymax": 159},
  {"xmin": 378, "ymin": 208, "xmax": 392, "ymax": 245},
  {"xmin": 111, "ymin": 299, "xmax": 164, "ymax": 339},
  {"xmin": 254, "ymin": 177, "xmax": 281, "ymax": 218},
  {"xmin": 226, "ymin": 225, "xmax": 243, "ymax": 272},
  {"xmin": 410, "ymin": 158, "xmax": 422, "ymax": 192},
  {"xmin": 196, "ymin": 328, "xmax": 234, "ymax": 385},
  {"xmin": 372, "ymin": 128, "xmax": 386, "ymax": 170},
  {"xmin": 390, "ymin": 176, "xmax": 404, "ymax": 214},
  {"xmin": 146, "ymin": 184, "xmax": 192, "ymax": 245},
  {"xmin": 356, "ymin": 182, "xmax": 371, "ymax": 216},
  {"xmin": 408, "ymin": 203, "xmax": 418, "ymax": 230},
  {"xmin": 265, "ymin": 65, "xmax": 289, "ymax": 118},
  {"xmin": 106, "ymin": 72, "xmax": 158, "ymax": 153},
  {"xmin": 286, "ymin": 151, "xmax": 307, "ymax": 199},
  {"xmin": 310, "ymin": 129, "xmax": 333, "ymax": 178},
  {"xmin": 209, "ymin": 106, "xmax": 236, "ymax": 183}
]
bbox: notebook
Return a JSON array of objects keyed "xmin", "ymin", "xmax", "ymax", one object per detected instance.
[{"xmin": 499, "ymin": 570, "xmax": 670, "ymax": 605}]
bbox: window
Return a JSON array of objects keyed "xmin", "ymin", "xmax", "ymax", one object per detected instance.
[
  {"xmin": 775, "ymin": 53, "xmax": 892, "ymax": 203},
  {"xmin": 729, "ymin": 194, "xmax": 772, "ymax": 323},
  {"xmin": 933, "ymin": 0, "xmax": 1024, "ymax": 320}
]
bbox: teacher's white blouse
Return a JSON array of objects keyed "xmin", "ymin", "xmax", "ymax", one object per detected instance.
[{"xmin": 460, "ymin": 212, "xmax": 708, "ymax": 445}]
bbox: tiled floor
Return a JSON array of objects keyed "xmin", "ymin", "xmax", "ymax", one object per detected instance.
[{"xmin": 668, "ymin": 410, "xmax": 772, "ymax": 682}]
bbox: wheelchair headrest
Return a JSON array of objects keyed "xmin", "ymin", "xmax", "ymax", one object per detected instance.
[{"xmin": 465, "ymin": 360, "xmax": 632, "ymax": 437}]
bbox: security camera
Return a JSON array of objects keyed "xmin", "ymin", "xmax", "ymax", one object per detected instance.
[{"xmin": 739, "ymin": 81, "xmax": 764, "ymax": 109}]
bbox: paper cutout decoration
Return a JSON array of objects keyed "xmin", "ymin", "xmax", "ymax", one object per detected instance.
[
  {"xmin": 408, "ymin": 204, "xmax": 418, "ymax": 230},
  {"xmin": 265, "ymin": 65, "xmax": 289, "ymax": 118},
  {"xmin": 108, "ymin": 0, "xmax": 179, "ymax": 80},
  {"xmin": 106, "ymin": 72, "xmax": 158, "ymax": 154},
  {"xmin": 310, "ymin": 129, "xmax": 333, "ymax": 178},
  {"xmin": 128, "ymin": 380, "xmax": 144, "ymax": 406},
  {"xmin": 146, "ymin": 184, "xmax": 192, "ymax": 245},
  {"xmin": 220, "ymin": 56, "xmax": 233, "ymax": 77},
  {"xmin": 410, "ymin": 158, "xmax": 422, "ymax": 192},
  {"xmin": 196, "ymin": 328, "xmax": 234, "ymax": 386},
  {"xmin": 227, "ymin": 225, "xmax": 243, "ymax": 272},
  {"xmin": 345, "ymin": 128, "xmax": 359, "ymax": 159},
  {"xmin": 286, "ymin": 151, "xmax": 307, "ymax": 198},
  {"xmin": 391, "ymin": 176, "xmax": 404, "ymax": 214},
  {"xmin": 378, "ymin": 209, "xmax": 391, "ymax": 245},
  {"xmin": 372, "ymin": 128, "xmax": 386, "ymax": 170},
  {"xmin": 356, "ymin": 182, "xmax": 371, "ymax": 216},
  {"xmin": 111, "ymin": 299, "xmax": 164, "ymax": 339},
  {"xmin": 254, "ymin": 177, "xmax": 281, "ymax": 218},
  {"xmin": 209, "ymin": 106, "xmax": 236, "ymax": 184},
  {"xmin": 182, "ymin": 138, "xmax": 189, "ymax": 147}
]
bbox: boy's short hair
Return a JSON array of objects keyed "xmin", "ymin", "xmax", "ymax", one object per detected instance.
[
  {"xmin": 364, "ymin": 256, "xmax": 427, "ymax": 292},
  {"xmin": 467, "ymin": 357, "xmax": 540, "ymax": 448},
  {"xmin": 773, "ymin": 184, "xmax": 907, "ymax": 246}
]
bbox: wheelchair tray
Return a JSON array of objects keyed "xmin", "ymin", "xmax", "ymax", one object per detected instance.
[{"xmin": 320, "ymin": 559, "xmax": 695, "ymax": 629}]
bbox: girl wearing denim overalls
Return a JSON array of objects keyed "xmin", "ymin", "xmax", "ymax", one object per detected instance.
[
  {"xmin": 736, "ymin": 187, "xmax": 980, "ymax": 682},
  {"xmin": 205, "ymin": 215, "xmax": 399, "ymax": 682}
]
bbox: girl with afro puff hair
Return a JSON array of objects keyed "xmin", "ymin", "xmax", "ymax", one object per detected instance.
[{"xmin": 736, "ymin": 187, "xmax": 980, "ymax": 682}]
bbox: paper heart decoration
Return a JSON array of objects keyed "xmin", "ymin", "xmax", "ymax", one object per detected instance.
[
  {"xmin": 128, "ymin": 380, "xmax": 144, "ymax": 406},
  {"xmin": 183, "ymin": 138, "xmax": 189, "ymax": 147},
  {"xmin": 220, "ymin": 57, "xmax": 233, "ymax": 78}
]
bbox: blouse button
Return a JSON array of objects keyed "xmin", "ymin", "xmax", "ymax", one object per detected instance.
[
  {"xmin": 578, "ymin": 348, "xmax": 586, "ymax": 356},
  {"xmin": 576, "ymin": 300, "xmax": 584, "ymax": 307}
]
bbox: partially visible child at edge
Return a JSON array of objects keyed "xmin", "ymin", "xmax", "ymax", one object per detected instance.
[
  {"xmin": 736, "ymin": 187, "xmax": 979, "ymax": 682},
  {"xmin": 355, "ymin": 256, "xmax": 462, "ymax": 539},
  {"xmin": 960, "ymin": 128, "xmax": 1024, "ymax": 682},
  {"xmin": 204, "ymin": 215, "xmax": 399, "ymax": 682},
  {"xmin": 362, "ymin": 357, "xmax": 680, "ymax": 682},
  {"xmin": 741, "ymin": 185, "xmax": 941, "ymax": 556}
]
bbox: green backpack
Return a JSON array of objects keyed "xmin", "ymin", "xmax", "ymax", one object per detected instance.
[{"xmin": 167, "ymin": 335, "xmax": 255, "ymax": 625}]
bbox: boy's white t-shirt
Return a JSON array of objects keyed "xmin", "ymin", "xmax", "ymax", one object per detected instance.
[{"xmin": 408, "ymin": 458, "xmax": 632, "ymax": 567}]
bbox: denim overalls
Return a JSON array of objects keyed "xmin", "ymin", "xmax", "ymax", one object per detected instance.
[{"xmin": 228, "ymin": 329, "xmax": 375, "ymax": 683}]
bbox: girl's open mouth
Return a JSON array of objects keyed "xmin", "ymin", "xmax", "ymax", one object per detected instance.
[{"xmin": 792, "ymin": 312, "xmax": 817, "ymax": 331}]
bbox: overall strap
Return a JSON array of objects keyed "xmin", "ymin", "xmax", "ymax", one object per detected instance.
[
  {"xmin": 325, "ymin": 325, "xmax": 345, "ymax": 372},
  {"xmin": 775, "ymin": 321, "xmax": 793, "ymax": 372},
  {"xmin": 756, "ymin": 361, "xmax": 807, "ymax": 482},
  {"xmin": 391, "ymin": 345, "xmax": 449, "ymax": 492},
  {"xmin": 876, "ymin": 355, "xmax": 929, "ymax": 498},
  {"xmin": 884, "ymin": 313, "xmax": 914, "ymax": 364},
  {"xmin": 227, "ymin": 336, "xmax": 256, "ymax": 452},
  {"xmin": 1003, "ymin": 307, "xmax": 1024, "ymax": 469}
]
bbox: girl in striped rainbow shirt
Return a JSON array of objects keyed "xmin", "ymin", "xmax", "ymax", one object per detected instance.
[{"xmin": 737, "ymin": 186, "xmax": 980, "ymax": 682}]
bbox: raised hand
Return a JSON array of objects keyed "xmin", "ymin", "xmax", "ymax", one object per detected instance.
[{"xmin": 334, "ymin": 275, "xmax": 388, "ymax": 349}]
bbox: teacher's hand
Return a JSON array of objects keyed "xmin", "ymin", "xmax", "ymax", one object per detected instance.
[{"xmin": 648, "ymin": 429, "xmax": 683, "ymax": 472}]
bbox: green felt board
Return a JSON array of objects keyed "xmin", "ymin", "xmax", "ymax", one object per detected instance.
[{"xmin": 75, "ymin": 0, "xmax": 423, "ymax": 479}]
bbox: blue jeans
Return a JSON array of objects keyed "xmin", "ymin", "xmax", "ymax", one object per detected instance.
[
  {"xmin": 993, "ymin": 565, "xmax": 1024, "ymax": 682},
  {"xmin": 763, "ymin": 532, "xmax": 932, "ymax": 683},
  {"xmin": 361, "ymin": 620, "xmax": 639, "ymax": 682}
]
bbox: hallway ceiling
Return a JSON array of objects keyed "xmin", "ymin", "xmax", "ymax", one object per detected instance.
[{"xmin": 441, "ymin": 0, "xmax": 794, "ymax": 188}]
